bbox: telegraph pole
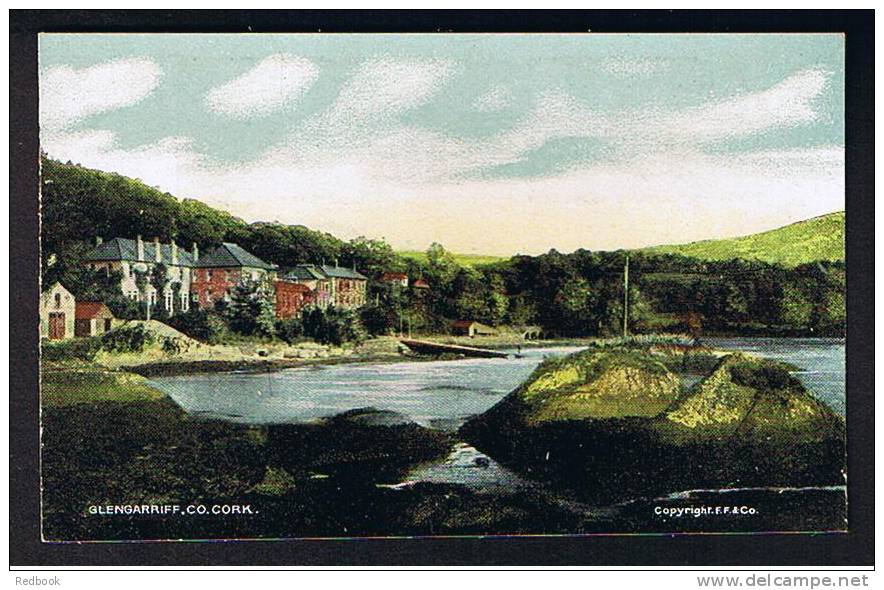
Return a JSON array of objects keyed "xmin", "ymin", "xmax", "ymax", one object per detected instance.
[{"xmin": 622, "ymin": 255, "xmax": 629, "ymax": 338}]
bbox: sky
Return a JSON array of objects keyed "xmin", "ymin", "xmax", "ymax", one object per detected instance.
[{"xmin": 39, "ymin": 34, "xmax": 845, "ymax": 256}]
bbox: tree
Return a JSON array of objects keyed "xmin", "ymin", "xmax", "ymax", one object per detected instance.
[
  {"xmin": 226, "ymin": 279, "xmax": 276, "ymax": 337},
  {"xmin": 150, "ymin": 263, "xmax": 170, "ymax": 320}
]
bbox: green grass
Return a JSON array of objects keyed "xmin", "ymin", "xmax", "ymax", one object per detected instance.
[
  {"xmin": 41, "ymin": 367, "xmax": 167, "ymax": 407},
  {"xmin": 397, "ymin": 250, "xmax": 507, "ymax": 267},
  {"xmin": 642, "ymin": 211, "xmax": 844, "ymax": 267}
]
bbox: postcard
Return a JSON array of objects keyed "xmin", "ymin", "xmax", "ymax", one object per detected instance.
[{"xmin": 37, "ymin": 32, "xmax": 847, "ymax": 542}]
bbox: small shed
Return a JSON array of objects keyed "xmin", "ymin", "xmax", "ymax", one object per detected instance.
[
  {"xmin": 40, "ymin": 282, "xmax": 76, "ymax": 340},
  {"xmin": 75, "ymin": 301, "xmax": 117, "ymax": 337},
  {"xmin": 452, "ymin": 320, "xmax": 498, "ymax": 337}
]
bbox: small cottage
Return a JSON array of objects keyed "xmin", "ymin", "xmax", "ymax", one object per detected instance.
[
  {"xmin": 40, "ymin": 282, "xmax": 76, "ymax": 340},
  {"xmin": 451, "ymin": 320, "xmax": 498, "ymax": 338},
  {"xmin": 74, "ymin": 301, "xmax": 117, "ymax": 338},
  {"xmin": 381, "ymin": 272, "xmax": 409, "ymax": 288}
]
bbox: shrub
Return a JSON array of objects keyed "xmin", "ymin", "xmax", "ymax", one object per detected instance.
[
  {"xmin": 42, "ymin": 337, "xmax": 102, "ymax": 362},
  {"xmin": 167, "ymin": 308, "xmax": 229, "ymax": 344},
  {"xmin": 100, "ymin": 324, "xmax": 155, "ymax": 353},
  {"xmin": 275, "ymin": 317, "xmax": 303, "ymax": 344},
  {"xmin": 302, "ymin": 306, "xmax": 367, "ymax": 346},
  {"xmin": 359, "ymin": 304, "xmax": 396, "ymax": 336}
]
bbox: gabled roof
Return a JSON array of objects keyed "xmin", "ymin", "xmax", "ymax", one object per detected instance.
[
  {"xmin": 382, "ymin": 272, "xmax": 408, "ymax": 280},
  {"xmin": 412, "ymin": 278, "xmax": 430, "ymax": 288},
  {"xmin": 75, "ymin": 301, "xmax": 114, "ymax": 320},
  {"xmin": 452, "ymin": 320, "xmax": 479, "ymax": 329},
  {"xmin": 284, "ymin": 264, "xmax": 328, "ymax": 281},
  {"xmin": 196, "ymin": 242, "xmax": 276, "ymax": 270},
  {"xmin": 320, "ymin": 264, "xmax": 367, "ymax": 280},
  {"xmin": 83, "ymin": 238, "xmax": 195, "ymax": 267}
]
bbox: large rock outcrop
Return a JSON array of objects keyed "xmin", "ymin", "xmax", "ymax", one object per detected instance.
[{"xmin": 461, "ymin": 349, "xmax": 845, "ymax": 502}]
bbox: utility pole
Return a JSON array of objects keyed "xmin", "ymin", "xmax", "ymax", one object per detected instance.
[{"xmin": 622, "ymin": 255, "xmax": 629, "ymax": 338}]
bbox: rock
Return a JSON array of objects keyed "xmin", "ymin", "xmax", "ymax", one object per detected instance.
[
  {"xmin": 267, "ymin": 408, "xmax": 454, "ymax": 484},
  {"xmin": 461, "ymin": 349, "xmax": 845, "ymax": 502}
]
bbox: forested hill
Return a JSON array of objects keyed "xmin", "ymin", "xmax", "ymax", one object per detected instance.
[
  {"xmin": 41, "ymin": 157, "xmax": 845, "ymax": 338},
  {"xmin": 642, "ymin": 212, "xmax": 845, "ymax": 267},
  {"xmin": 40, "ymin": 156, "xmax": 406, "ymax": 283}
]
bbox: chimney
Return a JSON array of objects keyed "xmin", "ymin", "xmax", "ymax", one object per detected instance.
[
  {"xmin": 95, "ymin": 236, "xmax": 103, "ymax": 246},
  {"xmin": 192, "ymin": 242, "xmax": 199, "ymax": 262},
  {"xmin": 171, "ymin": 242, "xmax": 178, "ymax": 266},
  {"xmin": 154, "ymin": 237, "xmax": 162, "ymax": 262},
  {"xmin": 136, "ymin": 235, "xmax": 144, "ymax": 261}
]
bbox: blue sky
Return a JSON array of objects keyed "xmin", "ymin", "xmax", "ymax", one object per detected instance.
[{"xmin": 39, "ymin": 33, "xmax": 844, "ymax": 255}]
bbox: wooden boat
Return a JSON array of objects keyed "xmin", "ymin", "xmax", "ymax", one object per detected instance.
[{"xmin": 399, "ymin": 338, "xmax": 510, "ymax": 359}]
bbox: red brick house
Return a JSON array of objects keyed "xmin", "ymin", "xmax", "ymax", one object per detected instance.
[
  {"xmin": 191, "ymin": 243, "xmax": 277, "ymax": 308},
  {"xmin": 282, "ymin": 264, "xmax": 331, "ymax": 308},
  {"xmin": 274, "ymin": 281, "xmax": 313, "ymax": 319}
]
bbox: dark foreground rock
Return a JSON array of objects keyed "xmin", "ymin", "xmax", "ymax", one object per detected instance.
[
  {"xmin": 41, "ymin": 397, "xmax": 266, "ymax": 541},
  {"xmin": 461, "ymin": 349, "xmax": 845, "ymax": 503},
  {"xmin": 266, "ymin": 408, "xmax": 455, "ymax": 483}
]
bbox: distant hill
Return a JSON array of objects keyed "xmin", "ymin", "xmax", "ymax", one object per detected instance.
[
  {"xmin": 397, "ymin": 250, "xmax": 506, "ymax": 268},
  {"xmin": 642, "ymin": 212, "xmax": 845, "ymax": 266}
]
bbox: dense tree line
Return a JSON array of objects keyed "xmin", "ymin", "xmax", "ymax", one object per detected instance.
[{"xmin": 41, "ymin": 156, "xmax": 846, "ymax": 340}]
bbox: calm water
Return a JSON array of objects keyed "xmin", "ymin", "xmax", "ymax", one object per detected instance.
[
  {"xmin": 150, "ymin": 338, "xmax": 846, "ymax": 496},
  {"xmin": 151, "ymin": 338, "xmax": 845, "ymax": 424},
  {"xmin": 150, "ymin": 346, "xmax": 586, "ymax": 426}
]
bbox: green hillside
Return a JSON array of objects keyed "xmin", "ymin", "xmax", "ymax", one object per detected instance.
[
  {"xmin": 397, "ymin": 250, "xmax": 506, "ymax": 268},
  {"xmin": 643, "ymin": 212, "xmax": 845, "ymax": 266}
]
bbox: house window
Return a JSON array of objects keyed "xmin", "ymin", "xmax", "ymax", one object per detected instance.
[
  {"xmin": 207, "ymin": 270, "xmax": 213, "ymax": 280},
  {"xmin": 165, "ymin": 292, "xmax": 173, "ymax": 311},
  {"xmin": 54, "ymin": 293, "xmax": 61, "ymax": 307}
]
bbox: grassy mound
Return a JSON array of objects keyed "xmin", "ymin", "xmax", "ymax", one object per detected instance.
[{"xmin": 511, "ymin": 349, "xmax": 681, "ymax": 423}]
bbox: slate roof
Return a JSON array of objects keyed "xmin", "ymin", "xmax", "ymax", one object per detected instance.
[
  {"xmin": 320, "ymin": 264, "xmax": 368, "ymax": 280},
  {"xmin": 83, "ymin": 238, "xmax": 195, "ymax": 267},
  {"xmin": 196, "ymin": 242, "xmax": 276, "ymax": 270},
  {"xmin": 284, "ymin": 264, "xmax": 329, "ymax": 281}
]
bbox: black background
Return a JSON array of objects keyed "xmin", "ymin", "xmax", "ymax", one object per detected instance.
[{"xmin": 9, "ymin": 10, "xmax": 875, "ymax": 567}]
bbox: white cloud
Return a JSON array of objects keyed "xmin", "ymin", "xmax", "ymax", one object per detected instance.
[
  {"xmin": 312, "ymin": 57, "xmax": 454, "ymax": 135},
  {"xmin": 204, "ymin": 54, "xmax": 318, "ymax": 119},
  {"xmin": 40, "ymin": 58, "xmax": 161, "ymax": 132},
  {"xmin": 41, "ymin": 66, "xmax": 842, "ymax": 255},
  {"xmin": 473, "ymin": 85, "xmax": 511, "ymax": 111},
  {"xmin": 662, "ymin": 68, "xmax": 830, "ymax": 142},
  {"xmin": 602, "ymin": 57, "xmax": 667, "ymax": 76}
]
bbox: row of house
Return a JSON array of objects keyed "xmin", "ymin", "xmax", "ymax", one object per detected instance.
[
  {"xmin": 79, "ymin": 235, "xmax": 369, "ymax": 321},
  {"xmin": 42, "ymin": 235, "xmax": 440, "ymax": 340}
]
